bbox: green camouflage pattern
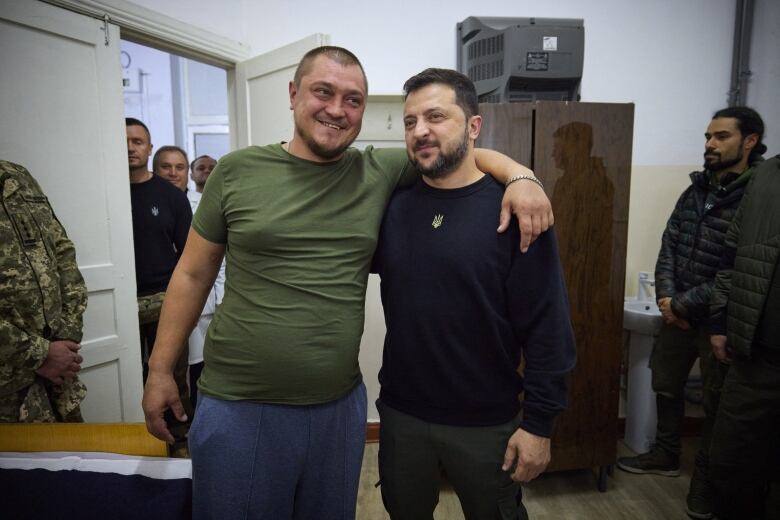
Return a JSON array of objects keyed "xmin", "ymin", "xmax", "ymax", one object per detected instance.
[
  {"xmin": 0, "ymin": 160, "xmax": 87, "ymax": 422},
  {"xmin": 137, "ymin": 291, "xmax": 166, "ymax": 325}
]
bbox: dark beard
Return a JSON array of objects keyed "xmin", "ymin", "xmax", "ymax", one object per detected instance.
[
  {"xmin": 411, "ymin": 128, "xmax": 470, "ymax": 179},
  {"xmin": 703, "ymin": 141, "xmax": 744, "ymax": 172}
]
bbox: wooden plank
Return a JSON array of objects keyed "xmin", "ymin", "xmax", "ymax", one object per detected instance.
[{"xmin": 0, "ymin": 423, "xmax": 167, "ymax": 457}]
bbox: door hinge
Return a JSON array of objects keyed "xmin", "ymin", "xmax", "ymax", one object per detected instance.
[{"xmin": 100, "ymin": 14, "xmax": 110, "ymax": 46}]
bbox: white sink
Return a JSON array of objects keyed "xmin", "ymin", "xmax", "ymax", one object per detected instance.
[
  {"xmin": 623, "ymin": 298, "xmax": 663, "ymax": 335},
  {"xmin": 623, "ymin": 297, "xmax": 663, "ymax": 452}
]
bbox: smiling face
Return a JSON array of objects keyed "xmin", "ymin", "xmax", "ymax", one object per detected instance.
[
  {"xmin": 156, "ymin": 150, "xmax": 188, "ymax": 191},
  {"xmin": 403, "ymin": 83, "xmax": 478, "ymax": 179},
  {"xmin": 288, "ymin": 55, "xmax": 367, "ymax": 162}
]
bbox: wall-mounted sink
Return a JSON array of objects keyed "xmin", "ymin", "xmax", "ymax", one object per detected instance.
[
  {"xmin": 623, "ymin": 296, "xmax": 663, "ymax": 452},
  {"xmin": 624, "ymin": 299, "xmax": 663, "ymax": 335}
]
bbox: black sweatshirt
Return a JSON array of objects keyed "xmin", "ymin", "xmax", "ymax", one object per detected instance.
[
  {"xmin": 373, "ymin": 175, "xmax": 576, "ymax": 437},
  {"xmin": 130, "ymin": 175, "xmax": 192, "ymax": 296}
]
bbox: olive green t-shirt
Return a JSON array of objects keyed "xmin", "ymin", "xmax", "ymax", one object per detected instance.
[{"xmin": 192, "ymin": 144, "xmax": 414, "ymax": 404}]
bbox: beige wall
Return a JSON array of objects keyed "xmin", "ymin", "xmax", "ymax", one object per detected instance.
[{"xmin": 624, "ymin": 164, "xmax": 698, "ymax": 297}]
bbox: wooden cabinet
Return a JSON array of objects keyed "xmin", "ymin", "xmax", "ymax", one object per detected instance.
[{"xmin": 477, "ymin": 102, "xmax": 634, "ymax": 481}]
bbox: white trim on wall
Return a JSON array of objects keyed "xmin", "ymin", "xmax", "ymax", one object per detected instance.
[{"xmin": 42, "ymin": 0, "xmax": 250, "ymax": 66}]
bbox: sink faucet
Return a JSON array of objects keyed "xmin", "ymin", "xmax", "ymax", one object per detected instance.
[{"xmin": 638, "ymin": 271, "xmax": 655, "ymax": 302}]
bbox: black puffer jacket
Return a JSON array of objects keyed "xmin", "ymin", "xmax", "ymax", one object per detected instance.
[{"xmin": 655, "ymin": 162, "xmax": 759, "ymax": 326}]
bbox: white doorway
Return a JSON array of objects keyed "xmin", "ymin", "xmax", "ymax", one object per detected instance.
[
  {"xmin": 1, "ymin": 0, "xmax": 143, "ymax": 421},
  {"xmin": 120, "ymin": 39, "xmax": 230, "ymax": 186}
]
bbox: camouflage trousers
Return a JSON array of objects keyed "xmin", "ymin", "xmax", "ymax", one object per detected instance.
[
  {"xmin": 138, "ymin": 292, "xmax": 192, "ymax": 442},
  {"xmin": 0, "ymin": 378, "xmax": 85, "ymax": 423},
  {"xmin": 138, "ymin": 291, "xmax": 166, "ymax": 325}
]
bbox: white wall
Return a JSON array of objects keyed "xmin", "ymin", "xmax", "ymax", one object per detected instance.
[
  {"xmin": 750, "ymin": 0, "xmax": 780, "ymax": 156},
  {"xmin": 125, "ymin": 0, "xmax": 246, "ymax": 48},
  {"xmin": 244, "ymin": 0, "xmax": 738, "ymax": 167},
  {"xmin": 121, "ymin": 40, "xmax": 176, "ymax": 161}
]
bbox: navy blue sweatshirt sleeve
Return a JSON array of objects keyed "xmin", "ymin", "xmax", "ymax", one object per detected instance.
[{"xmin": 507, "ymin": 229, "xmax": 576, "ymax": 437}]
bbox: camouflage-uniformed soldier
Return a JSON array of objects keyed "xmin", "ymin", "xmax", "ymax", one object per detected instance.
[{"xmin": 0, "ymin": 160, "xmax": 87, "ymax": 422}]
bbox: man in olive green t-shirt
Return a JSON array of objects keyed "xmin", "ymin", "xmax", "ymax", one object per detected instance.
[{"xmin": 142, "ymin": 46, "xmax": 553, "ymax": 519}]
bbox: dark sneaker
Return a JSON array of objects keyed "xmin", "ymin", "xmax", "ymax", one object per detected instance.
[
  {"xmin": 616, "ymin": 446, "xmax": 680, "ymax": 477},
  {"xmin": 686, "ymin": 470, "xmax": 714, "ymax": 519}
]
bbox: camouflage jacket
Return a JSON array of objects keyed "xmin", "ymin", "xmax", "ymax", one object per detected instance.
[{"xmin": 0, "ymin": 160, "xmax": 87, "ymax": 421}]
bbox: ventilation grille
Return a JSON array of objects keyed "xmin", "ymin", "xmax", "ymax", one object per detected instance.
[
  {"xmin": 467, "ymin": 34, "xmax": 504, "ymax": 59},
  {"xmin": 466, "ymin": 34, "xmax": 505, "ymax": 82},
  {"xmin": 468, "ymin": 60, "xmax": 504, "ymax": 82}
]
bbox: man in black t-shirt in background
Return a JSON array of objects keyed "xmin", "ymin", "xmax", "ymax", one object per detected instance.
[{"xmin": 126, "ymin": 118, "xmax": 192, "ymax": 451}]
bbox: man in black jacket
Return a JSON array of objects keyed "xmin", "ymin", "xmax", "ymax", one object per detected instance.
[
  {"xmin": 708, "ymin": 154, "xmax": 780, "ymax": 519},
  {"xmin": 617, "ymin": 107, "xmax": 765, "ymax": 520}
]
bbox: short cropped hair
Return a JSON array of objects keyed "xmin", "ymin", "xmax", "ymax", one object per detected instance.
[
  {"xmin": 152, "ymin": 145, "xmax": 189, "ymax": 173},
  {"xmin": 190, "ymin": 154, "xmax": 215, "ymax": 171},
  {"xmin": 125, "ymin": 117, "xmax": 151, "ymax": 142},
  {"xmin": 293, "ymin": 46, "xmax": 368, "ymax": 92},
  {"xmin": 403, "ymin": 68, "xmax": 479, "ymax": 120},
  {"xmin": 712, "ymin": 106, "xmax": 767, "ymax": 161}
]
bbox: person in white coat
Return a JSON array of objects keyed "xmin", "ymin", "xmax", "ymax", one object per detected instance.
[{"xmin": 186, "ymin": 155, "xmax": 224, "ymax": 410}]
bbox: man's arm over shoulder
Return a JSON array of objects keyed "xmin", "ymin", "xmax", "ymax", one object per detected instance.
[
  {"xmin": 367, "ymin": 146, "xmax": 552, "ymax": 251},
  {"xmin": 362, "ymin": 147, "xmax": 417, "ymax": 190},
  {"xmin": 507, "ymin": 229, "xmax": 576, "ymax": 437},
  {"xmin": 474, "ymin": 149, "xmax": 553, "ymax": 249}
]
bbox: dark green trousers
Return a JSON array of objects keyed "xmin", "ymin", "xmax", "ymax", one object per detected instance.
[
  {"xmin": 377, "ymin": 400, "xmax": 529, "ymax": 520},
  {"xmin": 710, "ymin": 348, "xmax": 780, "ymax": 520},
  {"xmin": 650, "ymin": 323, "xmax": 728, "ymax": 473}
]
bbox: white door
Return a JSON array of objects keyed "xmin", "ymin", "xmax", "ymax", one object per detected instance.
[
  {"xmin": 232, "ymin": 33, "xmax": 330, "ymax": 148},
  {"xmin": 0, "ymin": 1, "xmax": 143, "ymax": 421}
]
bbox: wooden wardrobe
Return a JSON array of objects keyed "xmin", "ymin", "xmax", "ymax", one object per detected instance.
[{"xmin": 477, "ymin": 101, "xmax": 634, "ymax": 490}]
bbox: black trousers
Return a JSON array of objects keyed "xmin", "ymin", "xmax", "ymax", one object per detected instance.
[
  {"xmin": 377, "ymin": 400, "xmax": 529, "ymax": 520},
  {"xmin": 709, "ymin": 348, "xmax": 780, "ymax": 520}
]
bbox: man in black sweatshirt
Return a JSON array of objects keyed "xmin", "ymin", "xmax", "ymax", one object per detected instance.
[
  {"xmin": 372, "ymin": 69, "xmax": 576, "ymax": 519},
  {"xmin": 126, "ymin": 118, "xmax": 192, "ymax": 448}
]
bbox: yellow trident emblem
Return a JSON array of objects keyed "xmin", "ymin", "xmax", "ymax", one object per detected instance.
[{"xmin": 432, "ymin": 214, "xmax": 444, "ymax": 229}]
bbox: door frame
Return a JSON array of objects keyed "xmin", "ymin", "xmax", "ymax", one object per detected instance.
[{"xmin": 43, "ymin": 0, "xmax": 248, "ymax": 66}]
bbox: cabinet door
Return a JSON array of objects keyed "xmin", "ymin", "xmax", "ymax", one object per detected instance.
[
  {"xmin": 475, "ymin": 103, "xmax": 534, "ymax": 168},
  {"xmin": 534, "ymin": 101, "xmax": 634, "ymax": 471}
]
